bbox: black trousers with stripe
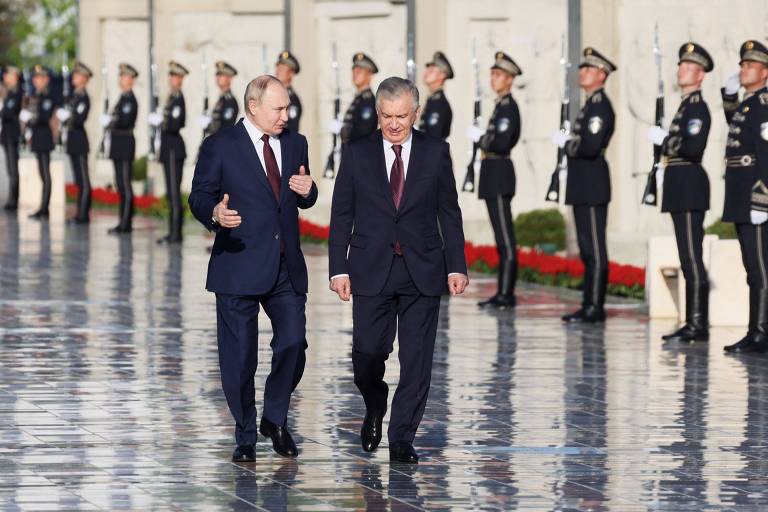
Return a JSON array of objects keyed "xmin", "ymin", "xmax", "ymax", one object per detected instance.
[
  {"xmin": 112, "ymin": 159, "xmax": 134, "ymax": 229},
  {"xmin": 3, "ymin": 140, "xmax": 19, "ymax": 207},
  {"xmin": 162, "ymin": 155, "xmax": 185, "ymax": 239},
  {"xmin": 69, "ymin": 152, "xmax": 91, "ymax": 221},
  {"xmin": 485, "ymin": 195, "xmax": 517, "ymax": 298},
  {"xmin": 573, "ymin": 204, "xmax": 608, "ymax": 308},
  {"xmin": 670, "ymin": 211, "xmax": 708, "ymax": 288},
  {"xmin": 34, "ymin": 151, "xmax": 51, "ymax": 213}
]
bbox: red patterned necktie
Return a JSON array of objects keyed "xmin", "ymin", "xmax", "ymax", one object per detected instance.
[
  {"xmin": 390, "ymin": 144, "xmax": 404, "ymax": 255},
  {"xmin": 261, "ymin": 133, "xmax": 281, "ymax": 201}
]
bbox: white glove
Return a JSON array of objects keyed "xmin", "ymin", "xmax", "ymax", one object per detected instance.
[
  {"xmin": 656, "ymin": 166, "xmax": 665, "ymax": 190},
  {"xmin": 465, "ymin": 125, "xmax": 484, "ymax": 143},
  {"xmin": 551, "ymin": 130, "xmax": 569, "ymax": 148},
  {"xmin": 327, "ymin": 119, "xmax": 343, "ymax": 135},
  {"xmin": 723, "ymin": 72, "xmax": 741, "ymax": 95},
  {"xmin": 19, "ymin": 109, "xmax": 33, "ymax": 123},
  {"xmin": 198, "ymin": 115, "xmax": 212, "ymax": 129},
  {"xmin": 100, "ymin": 114, "xmax": 112, "ymax": 127},
  {"xmin": 751, "ymin": 209, "xmax": 768, "ymax": 225},
  {"xmin": 558, "ymin": 169, "xmax": 567, "ymax": 182},
  {"xmin": 56, "ymin": 109, "xmax": 71, "ymax": 122},
  {"xmin": 647, "ymin": 126, "xmax": 669, "ymax": 146},
  {"xmin": 148, "ymin": 111, "xmax": 163, "ymax": 127}
]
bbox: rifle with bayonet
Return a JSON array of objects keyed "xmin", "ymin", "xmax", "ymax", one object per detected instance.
[
  {"xmin": 201, "ymin": 55, "xmax": 209, "ymax": 138},
  {"xmin": 97, "ymin": 64, "xmax": 110, "ymax": 159},
  {"xmin": 462, "ymin": 38, "xmax": 481, "ymax": 193},
  {"xmin": 57, "ymin": 52, "xmax": 70, "ymax": 151},
  {"xmin": 148, "ymin": 46, "xmax": 160, "ymax": 161},
  {"xmin": 642, "ymin": 23, "xmax": 664, "ymax": 205},
  {"xmin": 546, "ymin": 34, "xmax": 571, "ymax": 203},
  {"xmin": 324, "ymin": 41, "xmax": 341, "ymax": 180}
]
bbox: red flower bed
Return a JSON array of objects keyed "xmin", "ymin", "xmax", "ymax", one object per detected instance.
[{"xmin": 66, "ymin": 184, "xmax": 161, "ymax": 211}]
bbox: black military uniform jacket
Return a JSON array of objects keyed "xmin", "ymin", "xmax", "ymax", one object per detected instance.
[
  {"xmin": 660, "ymin": 90, "xmax": 710, "ymax": 213},
  {"xmin": 108, "ymin": 90, "xmax": 138, "ymax": 161},
  {"xmin": 565, "ymin": 87, "xmax": 615, "ymax": 206},
  {"xmin": 419, "ymin": 89, "xmax": 452, "ymax": 140},
  {"xmin": 287, "ymin": 86, "xmax": 302, "ymax": 133},
  {"xmin": 64, "ymin": 88, "xmax": 90, "ymax": 155},
  {"xmin": 340, "ymin": 87, "xmax": 377, "ymax": 144},
  {"xmin": 159, "ymin": 90, "xmax": 186, "ymax": 163},
  {"xmin": 478, "ymin": 92, "xmax": 520, "ymax": 200},
  {"xmin": 0, "ymin": 87, "xmax": 22, "ymax": 145},
  {"xmin": 206, "ymin": 90, "xmax": 238, "ymax": 137},
  {"xmin": 29, "ymin": 88, "xmax": 55, "ymax": 153},
  {"xmin": 722, "ymin": 86, "xmax": 768, "ymax": 224}
]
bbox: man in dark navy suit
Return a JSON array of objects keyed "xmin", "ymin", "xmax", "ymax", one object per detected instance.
[
  {"xmin": 189, "ymin": 75, "xmax": 318, "ymax": 462},
  {"xmin": 329, "ymin": 77, "xmax": 468, "ymax": 464}
]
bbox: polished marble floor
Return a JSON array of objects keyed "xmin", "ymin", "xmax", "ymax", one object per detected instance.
[{"xmin": 0, "ymin": 211, "xmax": 767, "ymax": 511}]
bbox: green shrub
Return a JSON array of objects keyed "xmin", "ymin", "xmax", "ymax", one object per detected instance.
[
  {"xmin": 133, "ymin": 156, "xmax": 148, "ymax": 181},
  {"xmin": 705, "ymin": 218, "xmax": 736, "ymax": 239},
  {"xmin": 515, "ymin": 208, "xmax": 566, "ymax": 251}
]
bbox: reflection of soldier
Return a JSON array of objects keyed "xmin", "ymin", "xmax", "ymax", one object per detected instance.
[
  {"xmin": 472, "ymin": 52, "xmax": 522, "ymax": 309},
  {"xmin": 721, "ymin": 40, "xmax": 768, "ymax": 354},
  {"xmin": 20, "ymin": 65, "xmax": 56, "ymax": 219},
  {"xmin": 558, "ymin": 48, "xmax": 617, "ymax": 324},
  {"xmin": 1, "ymin": 66, "xmax": 22, "ymax": 211},
  {"xmin": 330, "ymin": 53, "xmax": 378, "ymax": 144},
  {"xmin": 275, "ymin": 51, "xmax": 302, "ymax": 133},
  {"xmin": 419, "ymin": 51, "xmax": 453, "ymax": 140},
  {"xmin": 201, "ymin": 61, "xmax": 238, "ymax": 138},
  {"xmin": 102, "ymin": 63, "xmax": 138, "ymax": 234},
  {"xmin": 647, "ymin": 43, "xmax": 714, "ymax": 343},
  {"xmin": 60, "ymin": 62, "xmax": 93, "ymax": 223},
  {"xmin": 150, "ymin": 61, "xmax": 188, "ymax": 244}
]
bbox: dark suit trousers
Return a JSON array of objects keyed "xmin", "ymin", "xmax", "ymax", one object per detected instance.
[
  {"xmin": 215, "ymin": 258, "xmax": 307, "ymax": 445},
  {"xmin": 352, "ymin": 256, "xmax": 441, "ymax": 443}
]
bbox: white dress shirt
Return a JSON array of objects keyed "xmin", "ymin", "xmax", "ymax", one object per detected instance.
[
  {"xmin": 331, "ymin": 132, "xmax": 462, "ymax": 281},
  {"xmin": 242, "ymin": 116, "xmax": 282, "ymax": 176}
]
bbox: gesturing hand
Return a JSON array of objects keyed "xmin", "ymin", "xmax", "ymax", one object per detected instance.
[
  {"xmin": 329, "ymin": 276, "xmax": 351, "ymax": 301},
  {"xmin": 213, "ymin": 193, "xmax": 242, "ymax": 228},
  {"xmin": 448, "ymin": 274, "xmax": 469, "ymax": 296},
  {"xmin": 289, "ymin": 165, "xmax": 313, "ymax": 198}
]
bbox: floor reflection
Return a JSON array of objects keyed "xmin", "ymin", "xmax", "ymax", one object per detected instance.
[{"xmin": 0, "ymin": 212, "xmax": 767, "ymax": 510}]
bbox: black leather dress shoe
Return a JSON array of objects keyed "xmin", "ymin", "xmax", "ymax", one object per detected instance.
[
  {"xmin": 108, "ymin": 226, "xmax": 132, "ymax": 234},
  {"xmin": 724, "ymin": 333, "xmax": 768, "ymax": 353},
  {"xmin": 662, "ymin": 324, "xmax": 709, "ymax": 343},
  {"xmin": 361, "ymin": 411, "xmax": 384, "ymax": 452},
  {"xmin": 232, "ymin": 444, "xmax": 256, "ymax": 462},
  {"xmin": 28, "ymin": 210, "xmax": 49, "ymax": 220},
  {"xmin": 561, "ymin": 306, "xmax": 606, "ymax": 323},
  {"xmin": 157, "ymin": 235, "xmax": 182, "ymax": 245},
  {"xmin": 3, "ymin": 203, "xmax": 17, "ymax": 212},
  {"xmin": 389, "ymin": 441, "xmax": 418, "ymax": 464},
  {"xmin": 477, "ymin": 295, "xmax": 516, "ymax": 309},
  {"xmin": 259, "ymin": 418, "xmax": 298, "ymax": 458}
]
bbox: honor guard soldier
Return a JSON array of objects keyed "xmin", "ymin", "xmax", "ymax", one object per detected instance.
[
  {"xmin": 275, "ymin": 51, "xmax": 302, "ymax": 133},
  {"xmin": 150, "ymin": 60, "xmax": 188, "ymax": 244},
  {"xmin": 102, "ymin": 63, "xmax": 138, "ymax": 234},
  {"xmin": 201, "ymin": 61, "xmax": 239, "ymax": 137},
  {"xmin": 1, "ymin": 65, "xmax": 22, "ymax": 211},
  {"xmin": 646, "ymin": 43, "xmax": 713, "ymax": 343},
  {"xmin": 20, "ymin": 65, "xmax": 55, "ymax": 219},
  {"xmin": 419, "ymin": 51, "xmax": 453, "ymax": 139},
  {"xmin": 331, "ymin": 53, "xmax": 378, "ymax": 144},
  {"xmin": 720, "ymin": 40, "xmax": 768, "ymax": 353},
  {"xmin": 469, "ymin": 51, "xmax": 522, "ymax": 309},
  {"xmin": 58, "ymin": 61, "xmax": 93, "ymax": 223},
  {"xmin": 555, "ymin": 48, "xmax": 616, "ymax": 323}
]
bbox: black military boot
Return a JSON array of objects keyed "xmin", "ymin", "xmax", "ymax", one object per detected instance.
[
  {"xmin": 663, "ymin": 283, "xmax": 709, "ymax": 343},
  {"xmin": 725, "ymin": 288, "xmax": 768, "ymax": 353}
]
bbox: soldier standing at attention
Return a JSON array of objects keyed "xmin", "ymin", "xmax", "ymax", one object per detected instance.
[
  {"xmin": 555, "ymin": 48, "xmax": 616, "ymax": 323},
  {"xmin": 201, "ymin": 61, "xmax": 239, "ymax": 138},
  {"xmin": 102, "ymin": 63, "xmax": 138, "ymax": 235},
  {"xmin": 1, "ymin": 66, "xmax": 22, "ymax": 211},
  {"xmin": 21, "ymin": 65, "xmax": 55, "ymax": 219},
  {"xmin": 469, "ymin": 52, "xmax": 522, "ymax": 309},
  {"xmin": 646, "ymin": 43, "xmax": 714, "ymax": 343},
  {"xmin": 330, "ymin": 53, "xmax": 378, "ymax": 145},
  {"xmin": 419, "ymin": 51, "xmax": 453, "ymax": 140},
  {"xmin": 59, "ymin": 61, "xmax": 94, "ymax": 224},
  {"xmin": 150, "ymin": 60, "xmax": 188, "ymax": 244},
  {"xmin": 720, "ymin": 40, "xmax": 768, "ymax": 353},
  {"xmin": 275, "ymin": 51, "xmax": 302, "ymax": 133}
]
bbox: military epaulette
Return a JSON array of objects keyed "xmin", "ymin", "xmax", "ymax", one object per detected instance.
[
  {"xmin": 689, "ymin": 92, "xmax": 701, "ymax": 103},
  {"xmin": 500, "ymin": 95, "xmax": 511, "ymax": 106},
  {"xmin": 760, "ymin": 93, "xmax": 768, "ymax": 106},
  {"xmin": 591, "ymin": 92, "xmax": 603, "ymax": 103}
]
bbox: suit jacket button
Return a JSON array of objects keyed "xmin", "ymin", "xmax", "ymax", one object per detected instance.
[{"xmin": 274, "ymin": 234, "xmax": 279, "ymax": 240}]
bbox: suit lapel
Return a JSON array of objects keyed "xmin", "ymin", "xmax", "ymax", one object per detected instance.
[
  {"xmin": 398, "ymin": 131, "xmax": 423, "ymax": 212},
  {"xmin": 279, "ymin": 133, "xmax": 292, "ymax": 204},
  {"xmin": 234, "ymin": 120, "xmax": 276, "ymax": 201}
]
